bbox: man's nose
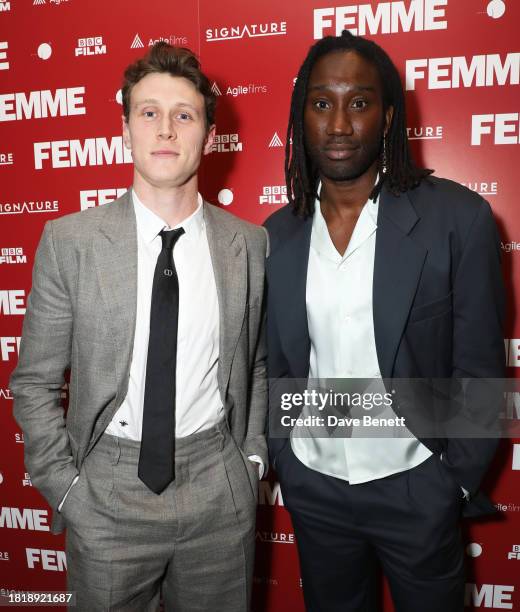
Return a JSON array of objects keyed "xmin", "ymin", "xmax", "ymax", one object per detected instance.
[
  {"xmin": 158, "ymin": 116, "xmax": 176, "ymax": 140},
  {"xmin": 327, "ymin": 108, "xmax": 354, "ymax": 136}
]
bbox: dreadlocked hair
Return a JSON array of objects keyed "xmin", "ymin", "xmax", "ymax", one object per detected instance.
[{"xmin": 286, "ymin": 30, "xmax": 433, "ymax": 218}]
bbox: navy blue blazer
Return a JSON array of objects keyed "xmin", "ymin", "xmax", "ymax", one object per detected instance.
[{"xmin": 264, "ymin": 176, "xmax": 506, "ymax": 517}]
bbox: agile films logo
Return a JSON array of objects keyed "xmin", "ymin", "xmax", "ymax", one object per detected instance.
[
  {"xmin": 210, "ymin": 81, "xmax": 267, "ymax": 98},
  {"xmin": 75, "ymin": 36, "xmax": 106, "ymax": 57},
  {"xmin": 130, "ymin": 33, "xmax": 188, "ymax": 49},
  {"xmin": 206, "ymin": 21, "xmax": 287, "ymax": 42},
  {"xmin": 34, "ymin": 0, "xmax": 70, "ymax": 5},
  {"xmin": 314, "ymin": 0, "xmax": 448, "ymax": 39},
  {"xmin": 0, "ymin": 0, "xmax": 10, "ymax": 13}
]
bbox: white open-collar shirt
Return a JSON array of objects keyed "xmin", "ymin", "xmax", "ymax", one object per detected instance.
[{"xmin": 291, "ymin": 193, "xmax": 432, "ymax": 484}]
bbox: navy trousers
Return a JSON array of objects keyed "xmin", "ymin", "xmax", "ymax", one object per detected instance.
[{"xmin": 276, "ymin": 443, "xmax": 465, "ymax": 612}]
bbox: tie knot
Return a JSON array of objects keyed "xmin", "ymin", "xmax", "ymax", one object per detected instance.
[{"xmin": 160, "ymin": 228, "xmax": 185, "ymax": 251}]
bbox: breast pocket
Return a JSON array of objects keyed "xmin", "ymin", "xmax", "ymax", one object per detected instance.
[{"xmin": 408, "ymin": 292, "xmax": 452, "ymax": 324}]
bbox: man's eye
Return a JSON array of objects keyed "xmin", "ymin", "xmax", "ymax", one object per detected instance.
[
  {"xmin": 143, "ymin": 111, "xmax": 156, "ymax": 118},
  {"xmin": 352, "ymin": 99, "xmax": 368, "ymax": 109},
  {"xmin": 314, "ymin": 100, "xmax": 330, "ymax": 110},
  {"xmin": 178, "ymin": 112, "xmax": 192, "ymax": 120}
]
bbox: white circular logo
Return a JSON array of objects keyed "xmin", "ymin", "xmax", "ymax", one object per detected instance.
[
  {"xmin": 466, "ymin": 543, "xmax": 483, "ymax": 558},
  {"xmin": 218, "ymin": 189, "xmax": 234, "ymax": 206},
  {"xmin": 37, "ymin": 43, "xmax": 52, "ymax": 60},
  {"xmin": 487, "ymin": 0, "xmax": 506, "ymax": 18},
  {"xmin": 0, "ymin": 472, "xmax": 4, "ymax": 485},
  {"xmin": 115, "ymin": 89, "xmax": 123, "ymax": 105}
]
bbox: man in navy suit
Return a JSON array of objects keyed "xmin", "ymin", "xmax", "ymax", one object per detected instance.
[{"xmin": 264, "ymin": 31, "xmax": 505, "ymax": 612}]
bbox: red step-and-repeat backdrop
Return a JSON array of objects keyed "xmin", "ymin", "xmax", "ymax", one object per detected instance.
[{"xmin": 1, "ymin": 0, "xmax": 519, "ymax": 610}]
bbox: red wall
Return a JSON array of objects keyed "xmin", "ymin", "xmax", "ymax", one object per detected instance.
[{"xmin": 1, "ymin": 1, "xmax": 519, "ymax": 610}]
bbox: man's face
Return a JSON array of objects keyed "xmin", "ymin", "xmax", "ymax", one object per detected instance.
[
  {"xmin": 123, "ymin": 72, "xmax": 215, "ymax": 191},
  {"xmin": 303, "ymin": 50, "xmax": 393, "ymax": 183}
]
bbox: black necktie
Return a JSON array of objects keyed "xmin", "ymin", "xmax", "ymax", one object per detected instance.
[{"xmin": 138, "ymin": 227, "xmax": 185, "ymax": 494}]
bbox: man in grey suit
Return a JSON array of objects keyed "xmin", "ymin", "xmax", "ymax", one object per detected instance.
[{"xmin": 10, "ymin": 42, "xmax": 267, "ymax": 612}]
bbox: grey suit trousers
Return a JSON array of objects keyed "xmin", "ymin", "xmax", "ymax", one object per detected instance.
[{"xmin": 60, "ymin": 421, "xmax": 259, "ymax": 611}]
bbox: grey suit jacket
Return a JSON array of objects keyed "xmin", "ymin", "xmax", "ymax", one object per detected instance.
[{"xmin": 10, "ymin": 191, "xmax": 268, "ymax": 533}]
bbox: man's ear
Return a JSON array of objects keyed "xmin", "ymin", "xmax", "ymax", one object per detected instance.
[
  {"xmin": 384, "ymin": 106, "xmax": 394, "ymax": 136},
  {"xmin": 122, "ymin": 115, "xmax": 131, "ymax": 149},
  {"xmin": 203, "ymin": 124, "xmax": 216, "ymax": 155}
]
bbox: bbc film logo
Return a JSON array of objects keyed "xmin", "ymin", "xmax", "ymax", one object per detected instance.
[
  {"xmin": 0, "ymin": 247, "xmax": 27, "ymax": 264},
  {"xmin": 507, "ymin": 544, "xmax": 520, "ymax": 560},
  {"xmin": 210, "ymin": 133, "xmax": 242, "ymax": 153},
  {"xmin": 75, "ymin": 36, "xmax": 106, "ymax": 57},
  {"xmin": 259, "ymin": 185, "xmax": 288, "ymax": 206}
]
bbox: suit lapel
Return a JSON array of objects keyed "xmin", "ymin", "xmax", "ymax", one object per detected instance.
[
  {"xmin": 269, "ymin": 214, "xmax": 312, "ymax": 378},
  {"xmin": 204, "ymin": 202, "xmax": 247, "ymax": 398},
  {"xmin": 92, "ymin": 191, "xmax": 138, "ymax": 398},
  {"xmin": 373, "ymin": 186, "xmax": 427, "ymax": 378}
]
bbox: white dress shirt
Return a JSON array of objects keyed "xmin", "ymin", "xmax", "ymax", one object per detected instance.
[
  {"xmin": 291, "ymin": 194, "xmax": 432, "ymax": 483},
  {"xmin": 106, "ymin": 191, "xmax": 222, "ymax": 439}
]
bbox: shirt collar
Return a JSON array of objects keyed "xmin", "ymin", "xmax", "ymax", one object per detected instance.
[
  {"xmin": 312, "ymin": 183, "xmax": 379, "ymax": 264},
  {"xmin": 131, "ymin": 189, "xmax": 204, "ymax": 244}
]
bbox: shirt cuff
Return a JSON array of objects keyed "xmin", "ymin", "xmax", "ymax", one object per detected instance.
[
  {"xmin": 57, "ymin": 475, "xmax": 79, "ymax": 512},
  {"xmin": 247, "ymin": 455, "xmax": 266, "ymax": 479}
]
